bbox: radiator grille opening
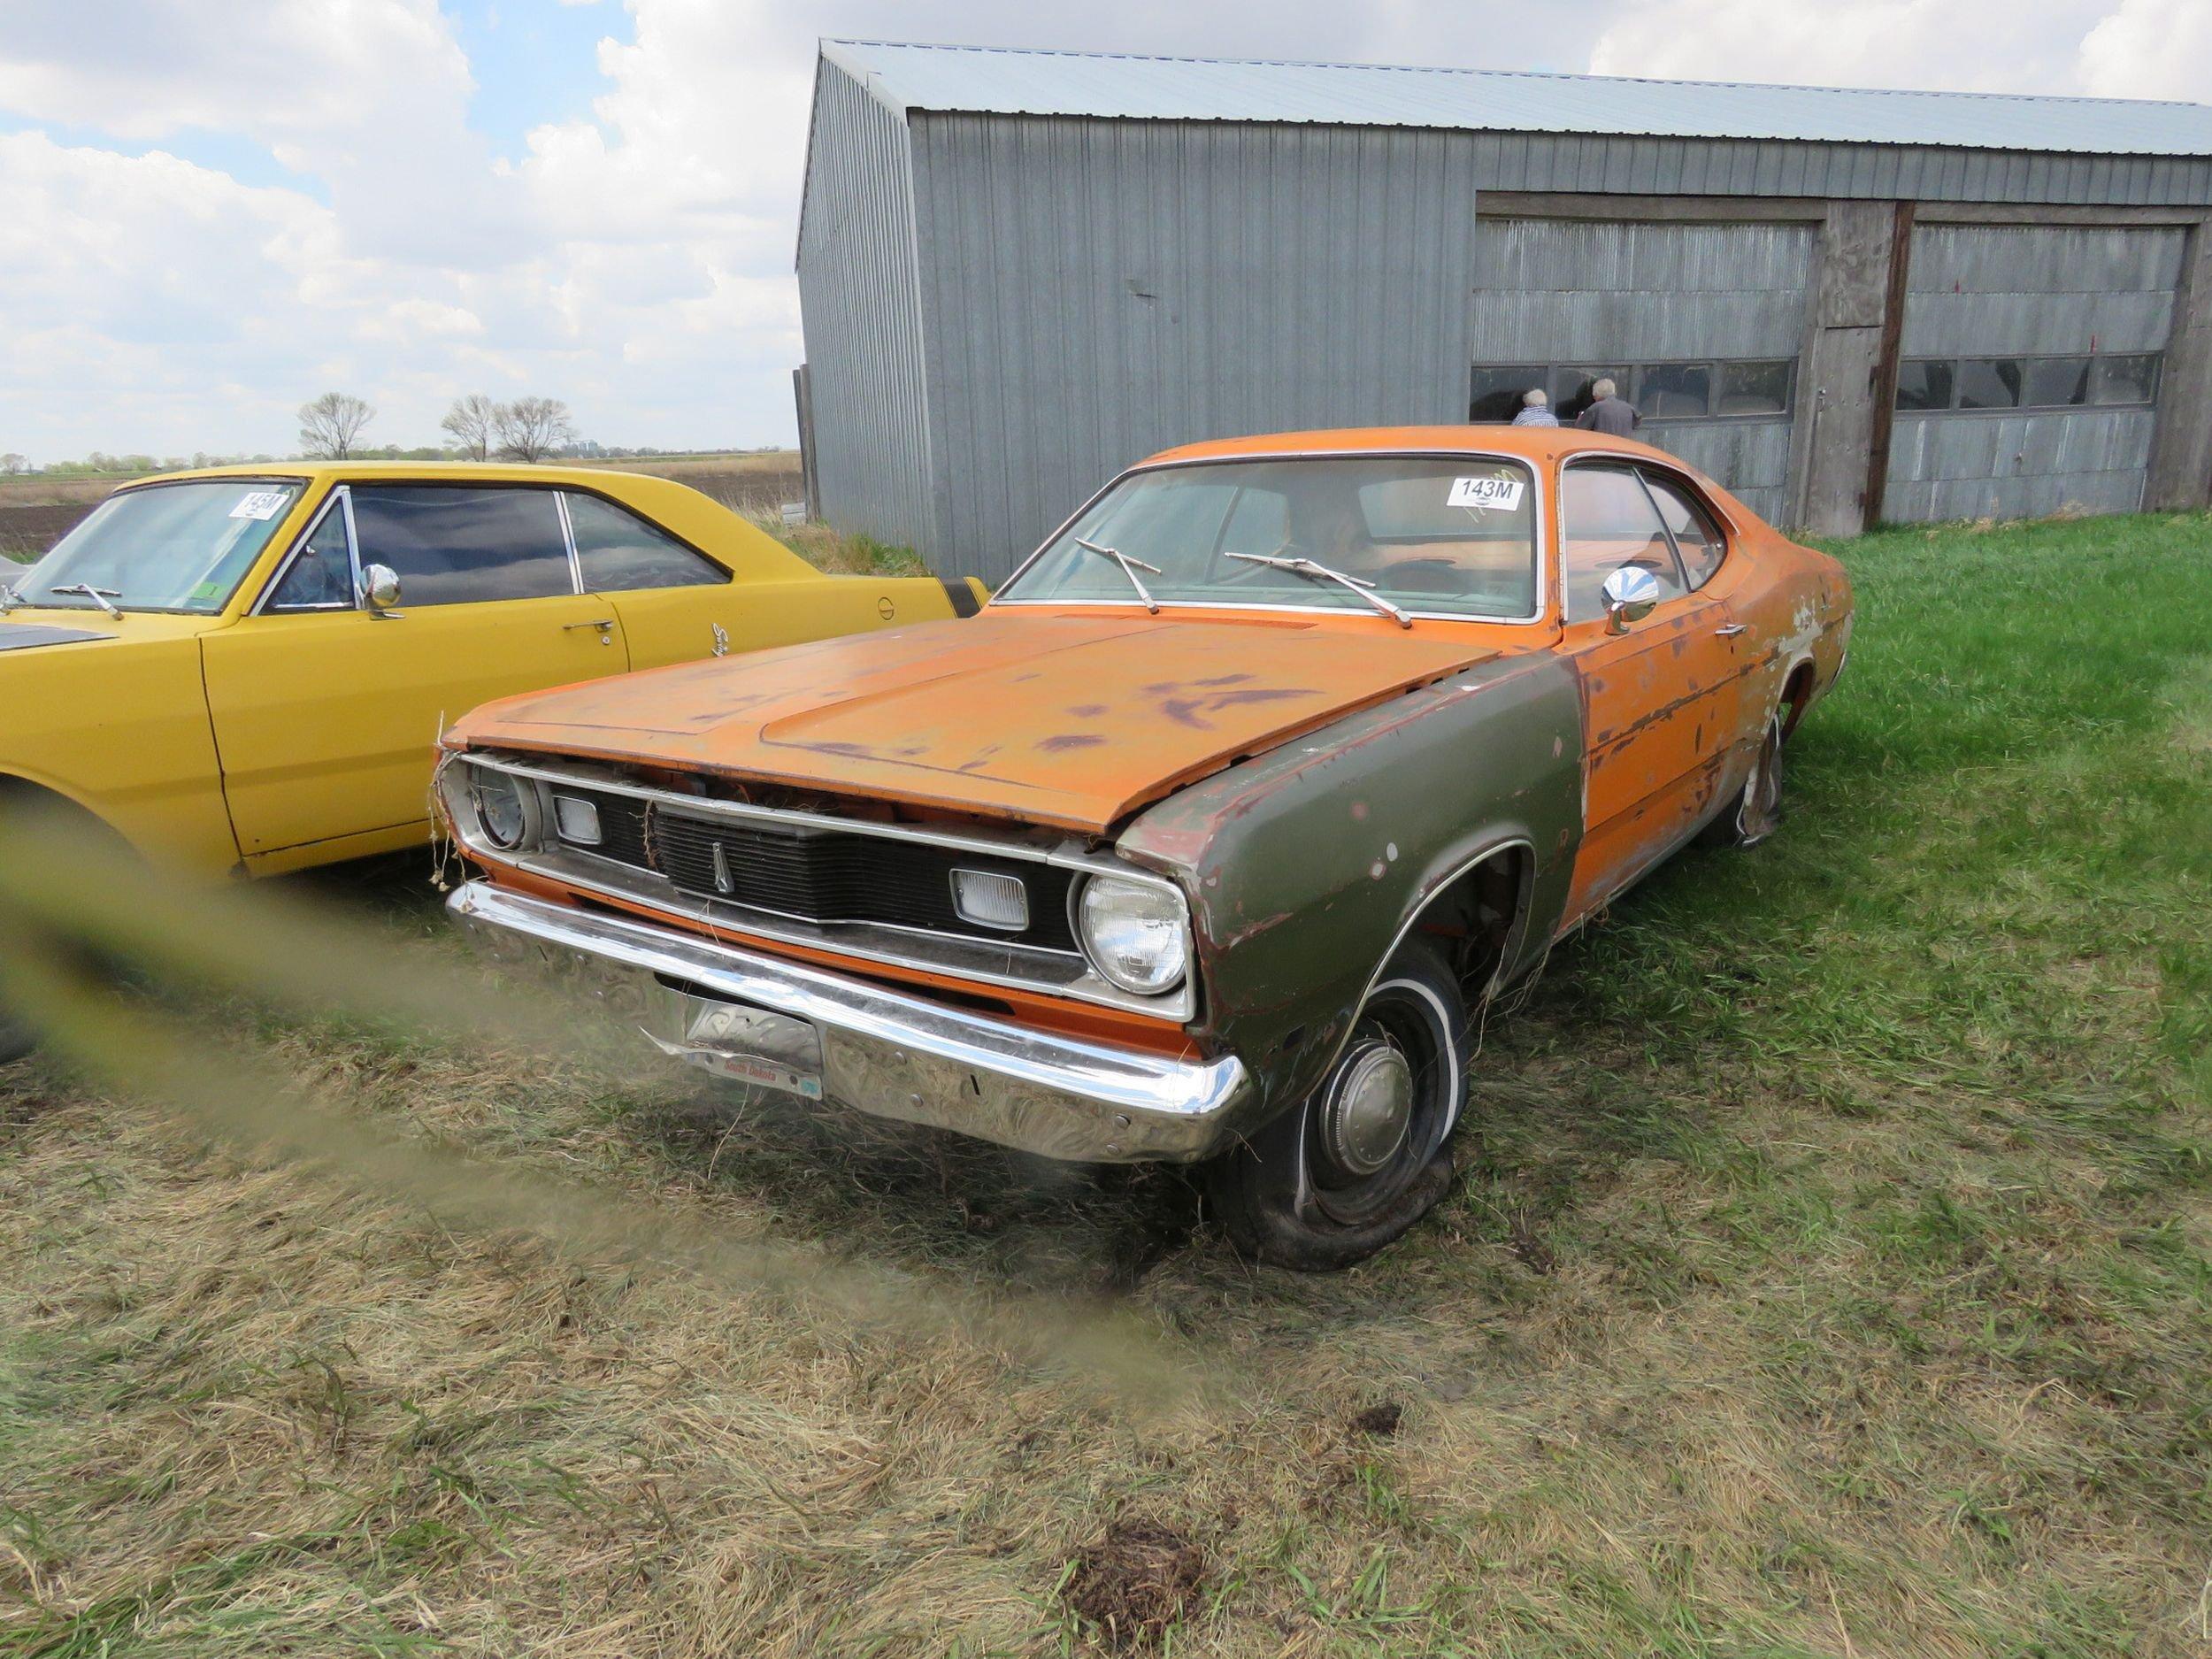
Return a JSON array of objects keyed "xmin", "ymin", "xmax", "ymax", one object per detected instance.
[{"xmin": 551, "ymin": 787, "xmax": 1079, "ymax": 954}]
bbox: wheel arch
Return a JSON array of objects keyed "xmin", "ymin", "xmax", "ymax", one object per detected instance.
[
  {"xmin": 0, "ymin": 768, "xmax": 115, "ymax": 828},
  {"xmin": 1779, "ymin": 654, "xmax": 1818, "ymax": 730}
]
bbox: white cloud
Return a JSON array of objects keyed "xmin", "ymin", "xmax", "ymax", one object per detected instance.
[
  {"xmin": 2, "ymin": 0, "xmax": 2208, "ymax": 465},
  {"xmin": 2080, "ymin": 0, "xmax": 2212, "ymax": 100},
  {"xmin": 1586, "ymin": 0, "xmax": 2113, "ymax": 93},
  {"xmin": 1587, "ymin": 0, "xmax": 2210, "ymax": 102}
]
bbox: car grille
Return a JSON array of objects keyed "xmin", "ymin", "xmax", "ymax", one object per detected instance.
[{"xmin": 549, "ymin": 786, "xmax": 1079, "ymax": 955}]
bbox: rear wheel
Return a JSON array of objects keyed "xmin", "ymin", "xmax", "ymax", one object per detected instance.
[{"xmin": 1204, "ymin": 939, "xmax": 1468, "ymax": 1271}]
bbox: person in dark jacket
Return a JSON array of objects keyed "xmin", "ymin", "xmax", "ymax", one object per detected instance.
[{"xmin": 1575, "ymin": 378, "xmax": 1640, "ymax": 436}]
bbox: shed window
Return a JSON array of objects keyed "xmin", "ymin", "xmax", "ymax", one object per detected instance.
[
  {"xmin": 1635, "ymin": 364, "xmax": 1711, "ymax": 419},
  {"xmin": 1894, "ymin": 360, "xmax": 1955, "ymax": 411},
  {"xmin": 1895, "ymin": 353, "xmax": 2162, "ymax": 413},
  {"xmin": 1957, "ymin": 360, "xmax": 2024, "ymax": 410},
  {"xmin": 1717, "ymin": 361, "xmax": 1793, "ymax": 417},
  {"xmin": 1471, "ymin": 359, "xmax": 1794, "ymax": 424},
  {"xmin": 1553, "ymin": 367, "xmax": 1631, "ymax": 423},
  {"xmin": 1470, "ymin": 365, "xmax": 1548, "ymax": 423},
  {"xmin": 2024, "ymin": 358, "xmax": 2089, "ymax": 408},
  {"xmin": 2089, "ymin": 354, "xmax": 2159, "ymax": 405}
]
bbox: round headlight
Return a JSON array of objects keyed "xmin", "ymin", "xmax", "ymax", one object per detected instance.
[
  {"xmin": 471, "ymin": 766, "xmax": 532, "ymax": 850},
  {"xmin": 1077, "ymin": 874, "xmax": 1187, "ymax": 996}
]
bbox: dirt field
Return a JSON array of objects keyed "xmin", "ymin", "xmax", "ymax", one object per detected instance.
[{"xmin": 2, "ymin": 511, "xmax": 2208, "ymax": 1655}]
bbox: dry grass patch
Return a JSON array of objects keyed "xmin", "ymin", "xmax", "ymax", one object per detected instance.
[{"xmin": 1, "ymin": 511, "xmax": 2208, "ymax": 1655}]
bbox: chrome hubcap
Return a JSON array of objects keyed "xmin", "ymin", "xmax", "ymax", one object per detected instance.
[{"xmin": 1321, "ymin": 1041, "xmax": 1414, "ymax": 1177}]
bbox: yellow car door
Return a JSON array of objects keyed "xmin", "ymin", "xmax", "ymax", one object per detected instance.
[
  {"xmin": 558, "ymin": 488, "xmax": 756, "ymax": 669},
  {"xmin": 562, "ymin": 488, "xmax": 923, "ymax": 668},
  {"xmin": 202, "ymin": 483, "xmax": 630, "ymax": 868}
]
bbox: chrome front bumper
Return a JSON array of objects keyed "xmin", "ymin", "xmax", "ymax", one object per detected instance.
[{"xmin": 446, "ymin": 881, "xmax": 1256, "ymax": 1164}]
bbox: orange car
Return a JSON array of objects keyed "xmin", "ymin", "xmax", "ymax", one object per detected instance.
[{"xmin": 437, "ymin": 426, "xmax": 1853, "ymax": 1268}]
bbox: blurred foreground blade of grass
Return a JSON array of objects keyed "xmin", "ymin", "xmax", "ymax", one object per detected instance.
[
  {"xmin": 0, "ymin": 510, "xmax": 2208, "ymax": 1658},
  {"xmin": 0, "ymin": 816, "xmax": 1194, "ymax": 1405}
]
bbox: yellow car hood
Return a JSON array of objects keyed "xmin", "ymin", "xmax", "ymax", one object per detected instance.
[{"xmin": 0, "ymin": 609, "xmax": 227, "ymax": 653}]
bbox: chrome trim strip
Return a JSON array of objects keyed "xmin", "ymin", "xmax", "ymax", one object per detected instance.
[
  {"xmin": 250, "ymin": 483, "xmax": 365, "ymax": 617},
  {"xmin": 448, "ymin": 880, "xmax": 1254, "ymax": 1164},
  {"xmin": 553, "ymin": 490, "xmax": 586, "ymax": 595},
  {"xmin": 443, "ymin": 753, "xmax": 1198, "ymax": 1020},
  {"xmin": 990, "ymin": 447, "xmax": 1552, "ymax": 626}
]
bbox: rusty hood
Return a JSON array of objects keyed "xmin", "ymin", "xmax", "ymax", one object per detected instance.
[{"xmin": 449, "ymin": 611, "xmax": 1502, "ymax": 833}]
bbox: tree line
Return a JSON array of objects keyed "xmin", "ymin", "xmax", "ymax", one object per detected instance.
[{"xmin": 296, "ymin": 392, "xmax": 581, "ymax": 464}]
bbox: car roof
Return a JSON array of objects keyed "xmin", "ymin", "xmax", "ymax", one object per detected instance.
[
  {"xmin": 124, "ymin": 460, "xmax": 670, "ymax": 489},
  {"xmin": 1141, "ymin": 425, "xmax": 1678, "ymax": 469}
]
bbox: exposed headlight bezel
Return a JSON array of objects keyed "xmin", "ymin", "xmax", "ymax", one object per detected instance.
[
  {"xmin": 1075, "ymin": 872, "xmax": 1191, "ymax": 998},
  {"xmin": 465, "ymin": 760, "xmax": 541, "ymax": 852}
]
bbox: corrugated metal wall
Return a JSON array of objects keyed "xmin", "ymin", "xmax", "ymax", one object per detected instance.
[
  {"xmin": 908, "ymin": 114, "xmax": 1485, "ymax": 580},
  {"xmin": 795, "ymin": 65, "xmax": 938, "ymax": 559},
  {"xmin": 1471, "ymin": 219, "xmax": 1811, "ymax": 356},
  {"xmin": 1471, "ymin": 219, "xmax": 1810, "ymax": 520},
  {"xmin": 1467, "ymin": 134, "xmax": 2212, "ymax": 207},
  {"xmin": 1884, "ymin": 223, "xmax": 2188, "ymax": 519}
]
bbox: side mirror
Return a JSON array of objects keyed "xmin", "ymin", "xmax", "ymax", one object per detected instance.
[
  {"xmin": 360, "ymin": 564, "xmax": 403, "ymax": 616},
  {"xmin": 1601, "ymin": 565, "xmax": 1662, "ymax": 634}
]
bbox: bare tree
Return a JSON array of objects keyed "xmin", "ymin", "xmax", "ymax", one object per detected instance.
[
  {"xmin": 440, "ymin": 394, "xmax": 497, "ymax": 461},
  {"xmin": 298, "ymin": 392, "xmax": 374, "ymax": 459},
  {"xmin": 493, "ymin": 396, "xmax": 578, "ymax": 464},
  {"xmin": 0, "ymin": 454, "xmax": 27, "ymax": 475}
]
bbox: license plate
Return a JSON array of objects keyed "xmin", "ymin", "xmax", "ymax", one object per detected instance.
[
  {"xmin": 673, "ymin": 999, "xmax": 826, "ymax": 1102},
  {"xmin": 681, "ymin": 1048, "xmax": 825, "ymax": 1099}
]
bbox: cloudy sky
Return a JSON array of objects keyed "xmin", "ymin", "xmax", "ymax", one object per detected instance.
[{"xmin": 3, "ymin": 0, "xmax": 2208, "ymax": 463}]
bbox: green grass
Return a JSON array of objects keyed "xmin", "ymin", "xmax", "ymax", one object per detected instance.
[{"xmin": 0, "ymin": 511, "xmax": 2207, "ymax": 1656}]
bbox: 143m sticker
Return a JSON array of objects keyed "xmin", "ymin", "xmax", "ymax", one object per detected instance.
[
  {"xmin": 228, "ymin": 490, "xmax": 291, "ymax": 521},
  {"xmin": 1448, "ymin": 475, "xmax": 1525, "ymax": 511}
]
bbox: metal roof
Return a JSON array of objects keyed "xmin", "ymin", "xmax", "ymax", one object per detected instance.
[{"xmin": 821, "ymin": 39, "xmax": 2212, "ymax": 158}]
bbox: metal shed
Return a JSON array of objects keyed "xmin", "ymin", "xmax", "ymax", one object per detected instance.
[{"xmin": 795, "ymin": 40, "xmax": 2212, "ymax": 579}]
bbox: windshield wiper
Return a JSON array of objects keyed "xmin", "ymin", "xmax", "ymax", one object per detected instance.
[
  {"xmin": 49, "ymin": 583, "xmax": 123, "ymax": 619},
  {"xmin": 1072, "ymin": 536, "xmax": 1163, "ymax": 614},
  {"xmin": 1223, "ymin": 550, "xmax": 1413, "ymax": 628}
]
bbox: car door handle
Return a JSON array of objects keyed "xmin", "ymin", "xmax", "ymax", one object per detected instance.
[
  {"xmin": 1714, "ymin": 624, "xmax": 1748, "ymax": 637},
  {"xmin": 565, "ymin": 618, "xmax": 617, "ymax": 646}
]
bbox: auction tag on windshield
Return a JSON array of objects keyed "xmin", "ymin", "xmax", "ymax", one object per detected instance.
[
  {"xmin": 1448, "ymin": 475, "xmax": 1525, "ymax": 511},
  {"xmin": 228, "ymin": 490, "xmax": 289, "ymax": 521}
]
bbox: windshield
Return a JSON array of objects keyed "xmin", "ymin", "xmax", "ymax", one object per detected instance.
[
  {"xmin": 12, "ymin": 480, "xmax": 306, "ymax": 614},
  {"xmin": 1001, "ymin": 456, "xmax": 1540, "ymax": 621}
]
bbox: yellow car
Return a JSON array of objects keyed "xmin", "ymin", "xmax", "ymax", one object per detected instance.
[{"xmin": 0, "ymin": 463, "xmax": 984, "ymax": 878}]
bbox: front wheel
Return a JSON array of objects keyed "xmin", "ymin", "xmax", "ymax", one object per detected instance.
[
  {"xmin": 1204, "ymin": 939, "xmax": 1469, "ymax": 1271},
  {"xmin": 0, "ymin": 1008, "xmax": 29, "ymax": 1067}
]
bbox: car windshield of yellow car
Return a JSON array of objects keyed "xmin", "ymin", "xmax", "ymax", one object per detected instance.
[
  {"xmin": 13, "ymin": 480, "xmax": 305, "ymax": 614},
  {"xmin": 1000, "ymin": 456, "xmax": 1540, "ymax": 621}
]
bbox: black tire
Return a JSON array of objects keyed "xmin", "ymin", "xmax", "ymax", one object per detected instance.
[
  {"xmin": 0, "ymin": 1009, "xmax": 29, "ymax": 1066},
  {"xmin": 0, "ymin": 783, "xmax": 128, "ymax": 1067},
  {"xmin": 1698, "ymin": 703, "xmax": 1786, "ymax": 850},
  {"xmin": 1204, "ymin": 938, "xmax": 1469, "ymax": 1271}
]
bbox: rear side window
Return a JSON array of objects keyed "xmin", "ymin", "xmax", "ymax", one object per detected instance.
[
  {"xmin": 565, "ymin": 494, "xmax": 727, "ymax": 591},
  {"xmin": 348, "ymin": 487, "xmax": 574, "ymax": 607},
  {"xmin": 1562, "ymin": 465, "xmax": 1686, "ymax": 622},
  {"xmin": 1640, "ymin": 472, "xmax": 1726, "ymax": 590},
  {"xmin": 266, "ymin": 503, "xmax": 355, "ymax": 611}
]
